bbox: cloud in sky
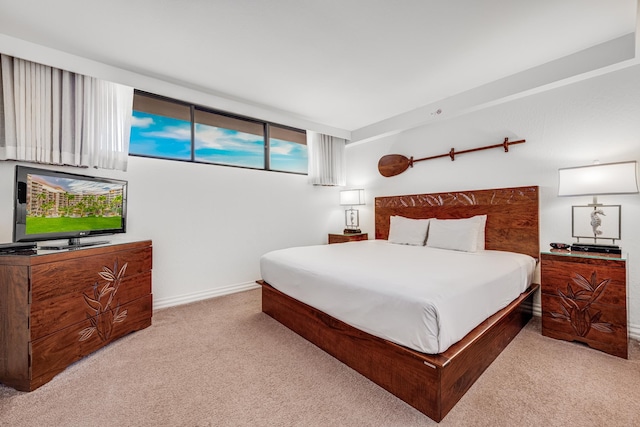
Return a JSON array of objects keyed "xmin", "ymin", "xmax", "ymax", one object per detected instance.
[
  {"xmin": 67, "ymin": 180, "xmax": 122, "ymax": 194},
  {"xmin": 141, "ymin": 125, "xmax": 191, "ymax": 141},
  {"xmin": 270, "ymin": 139, "xmax": 296, "ymax": 155},
  {"xmin": 131, "ymin": 116, "xmax": 154, "ymax": 128},
  {"xmin": 35, "ymin": 175, "xmax": 121, "ymax": 194},
  {"xmin": 195, "ymin": 125, "xmax": 262, "ymax": 152}
]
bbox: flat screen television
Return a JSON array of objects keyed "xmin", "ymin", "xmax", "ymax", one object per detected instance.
[{"xmin": 13, "ymin": 165, "xmax": 127, "ymax": 249}]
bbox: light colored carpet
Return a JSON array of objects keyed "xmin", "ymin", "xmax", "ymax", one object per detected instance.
[{"xmin": 1, "ymin": 288, "xmax": 639, "ymax": 426}]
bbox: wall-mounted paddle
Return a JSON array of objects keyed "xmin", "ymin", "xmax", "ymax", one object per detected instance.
[{"xmin": 377, "ymin": 137, "xmax": 525, "ymax": 177}]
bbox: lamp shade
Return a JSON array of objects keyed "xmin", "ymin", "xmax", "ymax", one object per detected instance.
[
  {"xmin": 340, "ymin": 189, "xmax": 365, "ymax": 206},
  {"xmin": 558, "ymin": 161, "xmax": 639, "ymax": 196}
]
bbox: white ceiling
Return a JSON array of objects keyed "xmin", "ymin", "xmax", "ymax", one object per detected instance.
[{"xmin": 0, "ymin": 0, "xmax": 637, "ymax": 134}]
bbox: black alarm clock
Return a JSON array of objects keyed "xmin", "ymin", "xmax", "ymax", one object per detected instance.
[{"xmin": 550, "ymin": 242, "xmax": 570, "ymax": 250}]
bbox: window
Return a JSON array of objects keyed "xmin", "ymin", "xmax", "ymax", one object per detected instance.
[
  {"xmin": 194, "ymin": 109, "xmax": 264, "ymax": 168},
  {"xmin": 269, "ymin": 125, "xmax": 308, "ymax": 174},
  {"xmin": 130, "ymin": 95, "xmax": 192, "ymax": 161},
  {"xmin": 130, "ymin": 92, "xmax": 307, "ymax": 174}
]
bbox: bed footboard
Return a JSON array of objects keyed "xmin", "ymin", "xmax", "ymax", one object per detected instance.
[{"xmin": 259, "ymin": 280, "xmax": 538, "ymax": 422}]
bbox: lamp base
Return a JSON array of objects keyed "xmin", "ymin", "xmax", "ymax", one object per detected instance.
[{"xmin": 343, "ymin": 228, "xmax": 362, "ymax": 234}]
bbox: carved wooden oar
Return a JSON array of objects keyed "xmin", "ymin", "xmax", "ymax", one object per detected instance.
[{"xmin": 378, "ymin": 137, "xmax": 525, "ymax": 177}]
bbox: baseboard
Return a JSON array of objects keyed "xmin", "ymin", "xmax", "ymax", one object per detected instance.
[
  {"xmin": 153, "ymin": 281, "xmax": 260, "ymax": 310},
  {"xmin": 629, "ymin": 324, "xmax": 640, "ymax": 341}
]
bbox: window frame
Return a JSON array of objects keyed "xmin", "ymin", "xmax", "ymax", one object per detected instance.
[{"xmin": 130, "ymin": 90, "xmax": 308, "ymax": 175}]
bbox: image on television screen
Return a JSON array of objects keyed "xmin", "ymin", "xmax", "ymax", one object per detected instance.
[{"xmin": 25, "ymin": 173, "xmax": 125, "ymax": 235}]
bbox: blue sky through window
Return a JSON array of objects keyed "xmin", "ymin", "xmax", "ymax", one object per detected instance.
[
  {"xmin": 130, "ymin": 111, "xmax": 191, "ymax": 160},
  {"xmin": 194, "ymin": 123, "xmax": 264, "ymax": 168},
  {"xmin": 131, "ymin": 109, "xmax": 307, "ymax": 173},
  {"xmin": 270, "ymin": 138, "xmax": 308, "ymax": 173}
]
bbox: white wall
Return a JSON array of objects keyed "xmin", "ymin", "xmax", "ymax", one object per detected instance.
[
  {"xmin": 344, "ymin": 64, "xmax": 640, "ymax": 338},
  {"xmin": 122, "ymin": 157, "xmax": 342, "ymax": 306}
]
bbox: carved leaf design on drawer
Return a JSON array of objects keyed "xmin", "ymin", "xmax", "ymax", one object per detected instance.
[
  {"xmin": 79, "ymin": 261, "xmax": 129, "ymax": 342},
  {"xmin": 550, "ymin": 271, "xmax": 612, "ymax": 337}
]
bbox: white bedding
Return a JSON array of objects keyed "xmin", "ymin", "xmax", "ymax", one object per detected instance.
[{"xmin": 260, "ymin": 240, "xmax": 536, "ymax": 354}]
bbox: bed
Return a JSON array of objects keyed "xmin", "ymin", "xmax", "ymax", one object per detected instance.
[{"xmin": 259, "ymin": 186, "xmax": 539, "ymax": 422}]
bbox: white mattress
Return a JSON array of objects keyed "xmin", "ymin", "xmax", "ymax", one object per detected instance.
[{"xmin": 260, "ymin": 240, "xmax": 536, "ymax": 354}]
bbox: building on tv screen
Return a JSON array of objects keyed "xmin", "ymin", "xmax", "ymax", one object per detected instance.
[{"xmin": 25, "ymin": 173, "xmax": 124, "ymax": 235}]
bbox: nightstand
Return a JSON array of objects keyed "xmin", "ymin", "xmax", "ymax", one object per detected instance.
[
  {"xmin": 540, "ymin": 250, "xmax": 627, "ymax": 358},
  {"xmin": 328, "ymin": 233, "xmax": 368, "ymax": 244}
]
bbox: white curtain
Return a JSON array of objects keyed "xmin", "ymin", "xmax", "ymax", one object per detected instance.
[
  {"xmin": 307, "ymin": 131, "xmax": 346, "ymax": 186},
  {"xmin": 0, "ymin": 54, "xmax": 133, "ymax": 171}
]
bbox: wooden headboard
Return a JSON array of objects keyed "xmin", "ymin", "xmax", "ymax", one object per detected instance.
[{"xmin": 375, "ymin": 186, "xmax": 539, "ymax": 259}]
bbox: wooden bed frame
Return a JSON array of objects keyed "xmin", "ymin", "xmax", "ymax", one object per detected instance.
[{"xmin": 260, "ymin": 186, "xmax": 539, "ymax": 422}]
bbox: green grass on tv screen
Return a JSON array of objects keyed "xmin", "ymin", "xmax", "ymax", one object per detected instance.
[{"xmin": 26, "ymin": 216, "xmax": 122, "ymax": 234}]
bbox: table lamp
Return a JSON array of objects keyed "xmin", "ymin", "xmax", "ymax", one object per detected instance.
[{"xmin": 339, "ymin": 189, "xmax": 365, "ymax": 234}]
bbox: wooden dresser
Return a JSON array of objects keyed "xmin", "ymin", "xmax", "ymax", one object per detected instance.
[
  {"xmin": 0, "ymin": 240, "xmax": 152, "ymax": 391},
  {"xmin": 540, "ymin": 250, "xmax": 627, "ymax": 358}
]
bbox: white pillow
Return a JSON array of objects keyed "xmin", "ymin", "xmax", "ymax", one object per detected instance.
[
  {"xmin": 426, "ymin": 215, "xmax": 487, "ymax": 252},
  {"xmin": 388, "ymin": 216, "xmax": 431, "ymax": 246},
  {"xmin": 475, "ymin": 214, "xmax": 487, "ymax": 251}
]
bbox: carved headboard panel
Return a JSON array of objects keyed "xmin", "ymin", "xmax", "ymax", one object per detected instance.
[{"xmin": 375, "ymin": 186, "xmax": 539, "ymax": 259}]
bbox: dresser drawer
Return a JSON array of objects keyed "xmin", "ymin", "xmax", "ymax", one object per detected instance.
[
  {"xmin": 30, "ymin": 246, "xmax": 153, "ymax": 302},
  {"xmin": 540, "ymin": 257, "xmax": 626, "ymax": 306},
  {"xmin": 30, "ymin": 294, "xmax": 152, "ymax": 389},
  {"xmin": 30, "ymin": 271, "xmax": 152, "ymax": 340},
  {"xmin": 541, "ymin": 293, "xmax": 627, "ymax": 358}
]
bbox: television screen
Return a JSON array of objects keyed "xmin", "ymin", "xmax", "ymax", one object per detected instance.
[{"xmin": 14, "ymin": 166, "xmax": 127, "ymax": 246}]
